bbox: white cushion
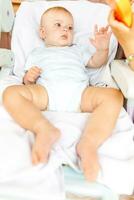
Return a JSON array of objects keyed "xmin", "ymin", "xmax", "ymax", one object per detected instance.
[
  {"xmin": 11, "ymin": 0, "xmax": 118, "ymax": 78},
  {"xmin": 111, "ymin": 60, "xmax": 134, "ymax": 99}
]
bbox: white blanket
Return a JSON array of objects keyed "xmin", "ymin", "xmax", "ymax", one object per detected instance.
[{"xmin": 0, "ymin": 105, "xmax": 134, "ymax": 200}]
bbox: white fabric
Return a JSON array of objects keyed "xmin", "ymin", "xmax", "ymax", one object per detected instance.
[
  {"xmin": 0, "ymin": 105, "xmax": 134, "ymax": 200},
  {"xmin": 24, "ymin": 45, "xmax": 90, "ymax": 112},
  {"xmin": 111, "ymin": 60, "xmax": 134, "ymax": 99},
  {"xmin": 0, "ymin": 75, "xmax": 22, "ymax": 104},
  {"xmin": 24, "ymin": 45, "xmax": 91, "ymax": 80},
  {"xmin": 11, "ymin": 0, "xmax": 118, "ymax": 83}
]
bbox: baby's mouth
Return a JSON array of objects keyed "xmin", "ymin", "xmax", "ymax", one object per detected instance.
[{"xmin": 61, "ymin": 35, "xmax": 68, "ymax": 40}]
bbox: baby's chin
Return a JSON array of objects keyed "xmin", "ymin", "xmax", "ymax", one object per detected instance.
[
  {"xmin": 45, "ymin": 40, "xmax": 72, "ymax": 47},
  {"xmin": 52, "ymin": 43, "xmax": 71, "ymax": 47},
  {"xmin": 58, "ymin": 40, "xmax": 72, "ymax": 47}
]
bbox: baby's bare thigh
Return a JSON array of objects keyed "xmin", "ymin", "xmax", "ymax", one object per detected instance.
[
  {"xmin": 8, "ymin": 84, "xmax": 48, "ymax": 110},
  {"xmin": 80, "ymin": 86, "xmax": 118, "ymax": 112},
  {"xmin": 25, "ymin": 84, "xmax": 48, "ymax": 110}
]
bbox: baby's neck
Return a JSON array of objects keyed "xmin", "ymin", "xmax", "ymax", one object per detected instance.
[
  {"xmin": 45, "ymin": 42, "xmax": 72, "ymax": 48},
  {"xmin": 45, "ymin": 44, "xmax": 70, "ymax": 48}
]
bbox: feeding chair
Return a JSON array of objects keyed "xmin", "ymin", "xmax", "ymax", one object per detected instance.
[{"xmin": 0, "ymin": 1, "xmax": 134, "ymax": 200}]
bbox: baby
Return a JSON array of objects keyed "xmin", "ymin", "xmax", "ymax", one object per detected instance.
[{"xmin": 3, "ymin": 7, "xmax": 123, "ymax": 181}]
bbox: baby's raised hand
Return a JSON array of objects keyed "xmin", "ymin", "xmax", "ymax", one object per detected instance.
[
  {"xmin": 90, "ymin": 25, "xmax": 112, "ymax": 51},
  {"xmin": 23, "ymin": 66, "xmax": 42, "ymax": 84}
]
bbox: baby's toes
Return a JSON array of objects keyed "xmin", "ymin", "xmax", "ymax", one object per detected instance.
[
  {"xmin": 80, "ymin": 154, "xmax": 99, "ymax": 181},
  {"xmin": 32, "ymin": 144, "xmax": 49, "ymax": 164},
  {"xmin": 40, "ymin": 146, "xmax": 50, "ymax": 163},
  {"xmin": 83, "ymin": 162, "xmax": 99, "ymax": 181},
  {"xmin": 32, "ymin": 149, "xmax": 40, "ymax": 165}
]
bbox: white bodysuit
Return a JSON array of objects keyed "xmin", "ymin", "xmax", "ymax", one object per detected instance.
[{"xmin": 24, "ymin": 44, "xmax": 94, "ymax": 112}]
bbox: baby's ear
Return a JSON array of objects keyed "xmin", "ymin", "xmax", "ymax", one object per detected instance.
[{"xmin": 39, "ymin": 26, "xmax": 46, "ymax": 40}]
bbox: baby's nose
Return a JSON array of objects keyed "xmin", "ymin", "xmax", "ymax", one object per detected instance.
[{"xmin": 63, "ymin": 27, "xmax": 68, "ymax": 31}]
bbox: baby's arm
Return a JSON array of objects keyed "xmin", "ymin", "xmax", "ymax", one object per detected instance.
[
  {"xmin": 87, "ymin": 25, "xmax": 112, "ymax": 68},
  {"xmin": 23, "ymin": 66, "xmax": 42, "ymax": 85}
]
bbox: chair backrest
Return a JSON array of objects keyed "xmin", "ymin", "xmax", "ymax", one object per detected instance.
[{"xmin": 11, "ymin": 0, "xmax": 118, "ymax": 78}]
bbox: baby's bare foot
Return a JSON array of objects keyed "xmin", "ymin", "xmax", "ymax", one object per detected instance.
[
  {"xmin": 32, "ymin": 126, "xmax": 60, "ymax": 164},
  {"xmin": 76, "ymin": 137, "xmax": 100, "ymax": 181}
]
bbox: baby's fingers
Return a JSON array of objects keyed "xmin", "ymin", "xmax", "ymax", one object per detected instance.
[
  {"xmin": 98, "ymin": 25, "xmax": 109, "ymax": 33},
  {"xmin": 31, "ymin": 70, "xmax": 41, "ymax": 78},
  {"xmin": 107, "ymin": 30, "xmax": 112, "ymax": 38},
  {"xmin": 31, "ymin": 66, "xmax": 42, "ymax": 74},
  {"xmin": 89, "ymin": 38, "xmax": 96, "ymax": 47},
  {"xmin": 102, "ymin": 25, "xmax": 109, "ymax": 31},
  {"xmin": 94, "ymin": 24, "xmax": 98, "ymax": 35},
  {"xmin": 27, "ymin": 76, "xmax": 36, "ymax": 83}
]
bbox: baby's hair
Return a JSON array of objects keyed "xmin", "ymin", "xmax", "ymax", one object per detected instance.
[{"xmin": 40, "ymin": 6, "xmax": 73, "ymax": 26}]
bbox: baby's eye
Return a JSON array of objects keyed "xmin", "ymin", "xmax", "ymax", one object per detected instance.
[
  {"xmin": 68, "ymin": 26, "xmax": 73, "ymax": 31},
  {"xmin": 55, "ymin": 23, "xmax": 61, "ymax": 27}
]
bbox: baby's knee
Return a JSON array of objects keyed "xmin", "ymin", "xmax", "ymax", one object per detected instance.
[
  {"xmin": 105, "ymin": 88, "xmax": 123, "ymax": 104},
  {"xmin": 2, "ymin": 86, "xmax": 19, "ymax": 106}
]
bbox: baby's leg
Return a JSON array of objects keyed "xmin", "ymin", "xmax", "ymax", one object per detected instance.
[
  {"xmin": 3, "ymin": 84, "xmax": 60, "ymax": 164},
  {"xmin": 77, "ymin": 87, "xmax": 123, "ymax": 181}
]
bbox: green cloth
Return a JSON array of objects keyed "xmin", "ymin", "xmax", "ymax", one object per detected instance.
[
  {"xmin": 0, "ymin": 48, "xmax": 14, "ymax": 68},
  {"xmin": 0, "ymin": 0, "xmax": 14, "ymax": 33}
]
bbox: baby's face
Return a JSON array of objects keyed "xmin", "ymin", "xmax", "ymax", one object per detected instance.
[{"xmin": 40, "ymin": 11, "xmax": 74, "ymax": 47}]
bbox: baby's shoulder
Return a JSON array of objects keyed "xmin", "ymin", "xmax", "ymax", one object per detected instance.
[
  {"xmin": 71, "ymin": 44, "xmax": 88, "ymax": 56},
  {"xmin": 70, "ymin": 44, "xmax": 81, "ymax": 53},
  {"xmin": 29, "ymin": 46, "xmax": 45, "ymax": 56}
]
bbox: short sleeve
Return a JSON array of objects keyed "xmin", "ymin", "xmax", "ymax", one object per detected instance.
[
  {"xmin": 24, "ymin": 47, "xmax": 42, "ymax": 72},
  {"xmin": 76, "ymin": 43, "xmax": 96, "ymax": 66}
]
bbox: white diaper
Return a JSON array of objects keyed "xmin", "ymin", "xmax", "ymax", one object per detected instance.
[{"xmin": 38, "ymin": 80, "xmax": 88, "ymax": 112}]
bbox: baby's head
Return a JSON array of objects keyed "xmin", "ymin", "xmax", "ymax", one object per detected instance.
[{"xmin": 40, "ymin": 7, "xmax": 74, "ymax": 47}]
